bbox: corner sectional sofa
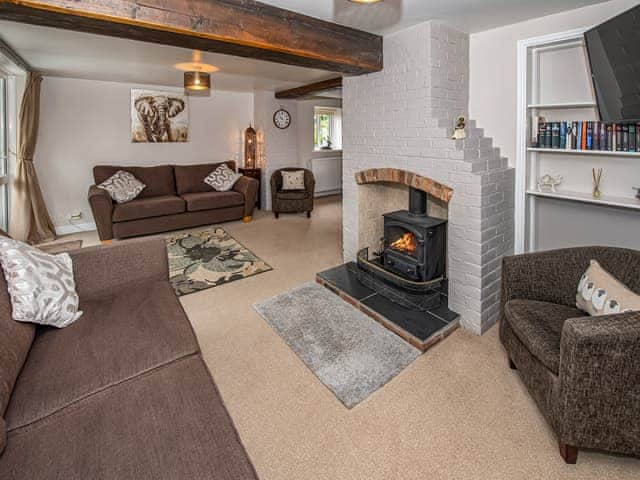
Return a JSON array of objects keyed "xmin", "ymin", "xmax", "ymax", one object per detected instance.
[
  {"xmin": 0, "ymin": 238, "xmax": 258, "ymax": 479},
  {"xmin": 89, "ymin": 162, "xmax": 259, "ymax": 242}
]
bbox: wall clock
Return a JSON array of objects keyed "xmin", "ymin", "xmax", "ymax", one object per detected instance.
[{"xmin": 273, "ymin": 108, "xmax": 291, "ymax": 129}]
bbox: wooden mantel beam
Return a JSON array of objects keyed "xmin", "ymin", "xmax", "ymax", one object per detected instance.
[
  {"xmin": 276, "ymin": 77, "xmax": 342, "ymax": 99},
  {"xmin": 0, "ymin": 0, "xmax": 383, "ymax": 75}
]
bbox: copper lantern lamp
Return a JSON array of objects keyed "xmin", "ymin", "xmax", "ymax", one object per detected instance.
[{"xmin": 244, "ymin": 124, "xmax": 257, "ymax": 168}]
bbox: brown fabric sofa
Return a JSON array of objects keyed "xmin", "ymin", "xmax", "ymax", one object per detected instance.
[
  {"xmin": 500, "ymin": 246, "xmax": 640, "ymax": 464},
  {"xmin": 270, "ymin": 168, "xmax": 315, "ymax": 218},
  {"xmin": 0, "ymin": 238, "xmax": 259, "ymax": 479},
  {"xmin": 89, "ymin": 162, "xmax": 259, "ymax": 241}
]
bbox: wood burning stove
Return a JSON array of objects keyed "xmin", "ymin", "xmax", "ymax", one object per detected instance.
[{"xmin": 382, "ymin": 188, "xmax": 447, "ymax": 282}]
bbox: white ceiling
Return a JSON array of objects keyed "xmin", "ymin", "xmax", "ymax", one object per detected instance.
[
  {"xmin": 261, "ymin": 0, "xmax": 610, "ymax": 35},
  {"xmin": 0, "ymin": 21, "xmax": 337, "ymax": 92}
]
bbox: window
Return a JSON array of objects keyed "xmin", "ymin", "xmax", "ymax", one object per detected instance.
[
  {"xmin": 0, "ymin": 77, "xmax": 8, "ymax": 230},
  {"xmin": 314, "ymin": 106, "xmax": 342, "ymax": 151}
]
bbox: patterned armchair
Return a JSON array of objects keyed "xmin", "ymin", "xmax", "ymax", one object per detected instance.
[
  {"xmin": 500, "ymin": 246, "xmax": 640, "ymax": 463},
  {"xmin": 270, "ymin": 168, "xmax": 315, "ymax": 218}
]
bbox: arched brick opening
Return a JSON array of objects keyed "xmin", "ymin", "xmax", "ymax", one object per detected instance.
[{"xmin": 355, "ymin": 168, "xmax": 453, "ymax": 204}]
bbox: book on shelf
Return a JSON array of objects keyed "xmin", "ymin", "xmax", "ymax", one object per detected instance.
[
  {"xmin": 586, "ymin": 121, "xmax": 593, "ymax": 150},
  {"xmin": 533, "ymin": 120, "xmax": 640, "ymax": 153},
  {"xmin": 551, "ymin": 122, "xmax": 560, "ymax": 149}
]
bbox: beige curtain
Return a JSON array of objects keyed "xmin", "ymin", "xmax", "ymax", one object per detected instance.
[{"xmin": 9, "ymin": 72, "xmax": 56, "ymax": 244}]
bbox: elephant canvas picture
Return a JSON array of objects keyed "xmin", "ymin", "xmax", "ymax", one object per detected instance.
[{"xmin": 131, "ymin": 89, "xmax": 188, "ymax": 143}]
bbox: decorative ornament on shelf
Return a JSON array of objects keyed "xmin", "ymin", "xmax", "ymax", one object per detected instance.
[
  {"xmin": 273, "ymin": 107, "xmax": 291, "ymax": 129},
  {"xmin": 244, "ymin": 124, "xmax": 257, "ymax": 168},
  {"xmin": 450, "ymin": 116, "xmax": 466, "ymax": 140},
  {"xmin": 537, "ymin": 174, "xmax": 562, "ymax": 193},
  {"xmin": 592, "ymin": 168, "xmax": 603, "ymax": 199}
]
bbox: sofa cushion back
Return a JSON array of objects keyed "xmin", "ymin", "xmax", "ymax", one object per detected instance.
[
  {"xmin": 0, "ymin": 270, "xmax": 36, "ymax": 418},
  {"xmin": 93, "ymin": 165, "xmax": 176, "ymax": 198},
  {"xmin": 174, "ymin": 162, "xmax": 236, "ymax": 195}
]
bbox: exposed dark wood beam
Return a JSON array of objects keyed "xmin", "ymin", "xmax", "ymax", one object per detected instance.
[
  {"xmin": 0, "ymin": 35, "xmax": 30, "ymax": 70},
  {"xmin": 0, "ymin": 0, "xmax": 382, "ymax": 75},
  {"xmin": 276, "ymin": 77, "xmax": 342, "ymax": 99}
]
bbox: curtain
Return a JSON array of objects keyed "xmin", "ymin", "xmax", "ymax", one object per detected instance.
[{"xmin": 9, "ymin": 72, "xmax": 56, "ymax": 244}]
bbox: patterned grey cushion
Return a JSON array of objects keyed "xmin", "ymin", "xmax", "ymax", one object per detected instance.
[
  {"xmin": 281, "ymin": 170, "xmax": 305, "ymax": 190},
  {"xmin": 204, "ymin": 164, "xmax": 242, "ymax": 192},
  {"xmin": 0, "ymin": 237, "xmax": 82, "ymax": 328},
  {"xmin": 97, "ymin": 170, "xmax": 146, "ymax": 203}
]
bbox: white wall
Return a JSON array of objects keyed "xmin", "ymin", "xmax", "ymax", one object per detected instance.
[
  {"xmin": 296, "ymin": 98, "xmax": 343, "ymax": 195},
  {"xmin": 469, "ymin": 0, "xmax": 638, "ymax": 166},
  {"xmin": 35, "ymin": 76, "xmax": 253, "ymax": 231},
  {"xmin": 253, "ymin": 90, "xmax": 298, "ymax": 211}
]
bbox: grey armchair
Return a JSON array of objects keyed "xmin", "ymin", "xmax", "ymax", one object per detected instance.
[
  {"xmin": 270, "ymin": 168, "xmax": 315, "ymax": 218},
  {"xmin": 500, "ymin": 246, "xmax": 640, "ymax": 464}
]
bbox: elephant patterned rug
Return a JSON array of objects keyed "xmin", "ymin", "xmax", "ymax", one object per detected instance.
[{"xmin": 167, "ymin": 228, "xmax": 272, "ymax": 296}]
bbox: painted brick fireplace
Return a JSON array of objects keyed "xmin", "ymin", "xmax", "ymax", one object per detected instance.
[{"xmin": 342, "ymin": 21, "xmax": 515, "ymax": 335}]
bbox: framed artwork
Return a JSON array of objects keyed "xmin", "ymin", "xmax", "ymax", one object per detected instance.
[{"xmin": 131, "ymin": 89, "xmax": 188, "ymax": 143}]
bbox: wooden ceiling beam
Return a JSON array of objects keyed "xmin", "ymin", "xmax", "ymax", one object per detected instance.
[
  {"xmin": 0, "ymin": 0, "xmax": 382, "ymax": 75},
  {"xmin": 275, "ymin": 77, "xmax": 342, "ymax": 99}
]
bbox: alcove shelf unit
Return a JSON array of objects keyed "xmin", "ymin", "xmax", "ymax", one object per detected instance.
[{"xmin": 515, "ymin": 29, "xmax": 640, "ymax": 253}]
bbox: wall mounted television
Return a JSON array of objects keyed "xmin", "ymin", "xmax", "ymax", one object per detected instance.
[{"xmin": 584, "ymin": 5, "xmax": 640, "ymax": 123}]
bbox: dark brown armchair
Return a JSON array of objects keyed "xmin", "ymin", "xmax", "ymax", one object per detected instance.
[
  {"xmin": 500, "ymin": 246, "xmax": 640, "ymax": 464},
  {"xmin": 270, "ymin": 168, "xmax": 315, "ymax": 218}
]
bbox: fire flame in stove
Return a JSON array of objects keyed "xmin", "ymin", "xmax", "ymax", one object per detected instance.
[{"xmin": 390, "ymin": 233, "xmax": 417, "ymax": 254}]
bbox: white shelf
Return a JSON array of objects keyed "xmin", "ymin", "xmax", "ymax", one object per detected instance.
[
  {"xmin": 527, "ymin": 102, "xmax": 596, "ymax": 109},
  {"xmin": 528, "ymin": 148, "xmax": 640, "ymax": 158},
  {"xmin": 527, "ymin": 189, "xmax": 640, "ymax": 210}
]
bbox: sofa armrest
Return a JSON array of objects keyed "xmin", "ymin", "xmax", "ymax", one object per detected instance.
[
  {"xmin": 233, "ymin": 176, "xmax": 259, "ymax": 217},
  {"xmin": 70, "ymin": 238, "xmax": 169, "ymax": 300},
  {"xmin": 304, "ymin": 170, "xmax": 315, "ymax": 195},
  {"xmin": 557, "ymin": 311, "xmax": 640, "ymax": 452},
  {"xmin": 88, "ymin": 185, "xmax": 114, "ymax": 241}
]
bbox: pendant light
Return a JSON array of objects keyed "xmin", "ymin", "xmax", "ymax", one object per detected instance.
[{"xmin": 184, "ymin": 70, "xmax": 211, "ymax": 92}]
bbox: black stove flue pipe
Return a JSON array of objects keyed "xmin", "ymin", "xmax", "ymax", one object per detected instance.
[{"xmin": 408, "ymin": 187, "xmax": 427, "ymax": 216}]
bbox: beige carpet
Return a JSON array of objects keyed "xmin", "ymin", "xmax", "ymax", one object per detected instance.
[{"xmin": 59, "ymin": 197, "xmax": 640, "ymax": 479}]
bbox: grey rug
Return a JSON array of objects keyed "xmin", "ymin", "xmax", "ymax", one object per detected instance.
[{"xmin": 254, "ymin": 282, "xmax": 420, "ymax": 408}]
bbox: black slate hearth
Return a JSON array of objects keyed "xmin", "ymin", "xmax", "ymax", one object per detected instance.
[{"xmin": 316, "ymin": 263, "xmax": 460, "ymax": 352}]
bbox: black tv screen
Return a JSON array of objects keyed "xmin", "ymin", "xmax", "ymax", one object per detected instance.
[{"xmin": 585, "ymin": 5, "xmax": 640, "ymax": 123}]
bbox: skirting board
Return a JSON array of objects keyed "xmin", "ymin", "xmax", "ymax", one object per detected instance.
[
  {"xmin": 55, "ymin": 222, "xmax": 96, "ymax": 236},
  {"xmin": 315, "ymin": 189, "xmax": 342, "ymax": 197}
]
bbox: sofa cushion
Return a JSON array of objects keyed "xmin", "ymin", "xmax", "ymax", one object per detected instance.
[
  {"xmin": 0, "ymin": 356, "xmax": 258, "ymax": 480},
  {"xmin": 504, "ymin": 299, "xmax": 584, "ymax": 374},
  {"xmin": 112, "ymin": 195, "xmax": 185, "ymax": 223},
  {"xmin": 0, "ymin": 237, "xmax": 82, "ymax": 328},
  {"xmin": 576, "ymin": 259, "xmax": 640, "ymax": 315},
  {"xmin": 0, "ymin": 273, "xmax": 35, "ymax": 419},
  {"xmin": 174, "ymin": 162, "xmax": 236, "ymax": 195},
  {"xmin": 281, "ymin": 170, "xmax": 306, "ymax": 190},
  {"xmin": 94, "ymin": 165, "xmax": 176, "ymax": 198},
  {"xmin": 204, "ymin": 164, "xmax": 242, "ymax": 192},
  {"xmin": 276, "ymin": 189, "xmax": 308, "ymax": 200},
  {"xmin": 181, "ymin": 191, "xmax": 244, "ymax": 212},
  {"xmin": 4, "ymin": 280, "xmax": 199, "ymax": 431},
  {"xmin": 97, "ymin": 170, "xmax": 146, "ymax": 204}
]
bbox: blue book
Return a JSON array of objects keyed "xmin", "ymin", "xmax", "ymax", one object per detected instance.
[
  {"xmin": 576, "ymin": 122, "xmax": 583, "ymax": 149},
  {"xmin": 559, "ymin": 122, "xmax": 567, "ymax": 149},
  {"xmin": 586, "ymin": 121, "xmax": 593, "ymax": 150}
]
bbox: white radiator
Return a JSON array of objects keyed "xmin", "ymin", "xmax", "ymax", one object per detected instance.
[{"xmin": 310, "ymin": 156, "xmax": 342, "ymax": 196}]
